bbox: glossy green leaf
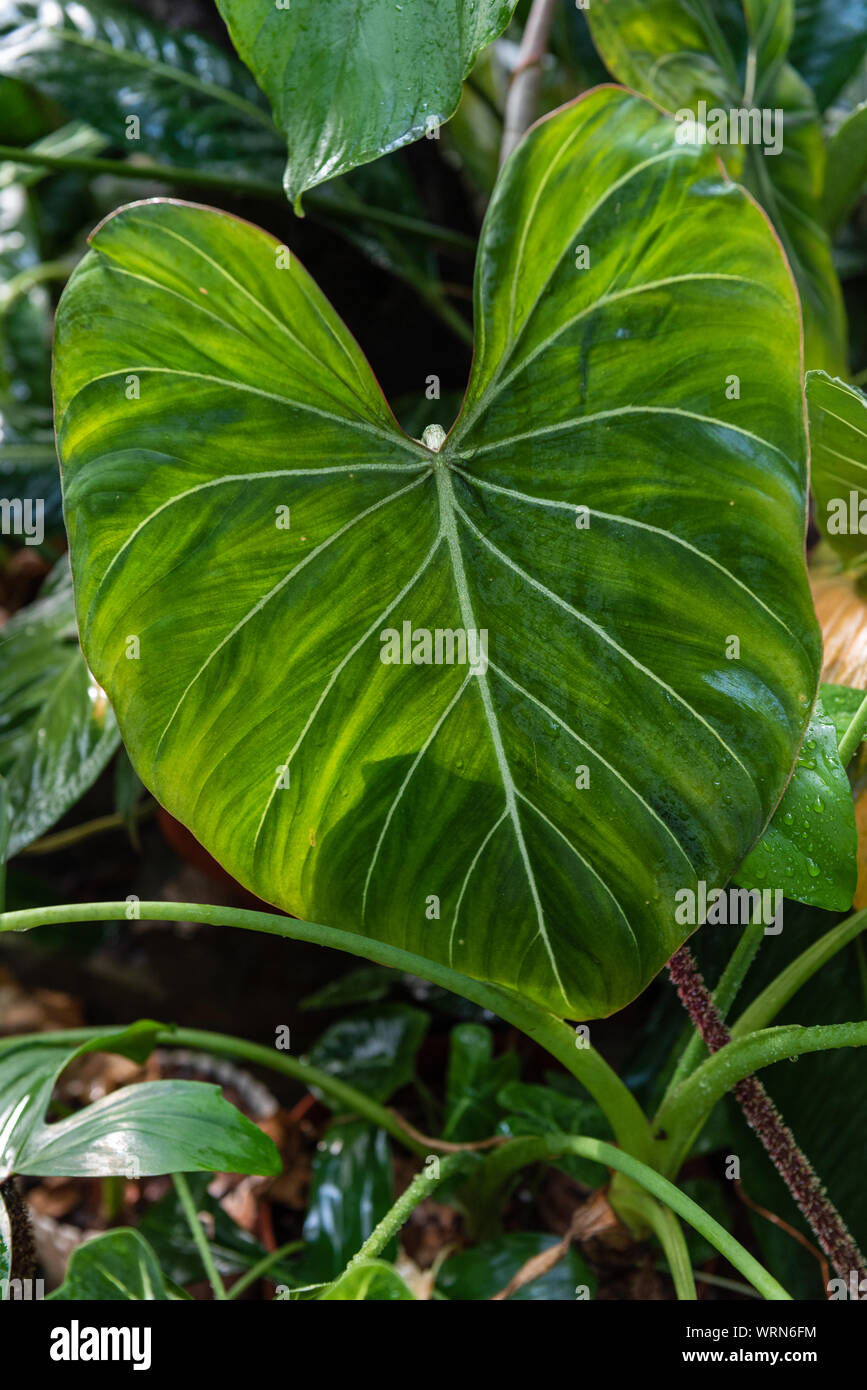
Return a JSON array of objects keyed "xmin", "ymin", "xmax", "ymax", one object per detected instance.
[
  {"xmin": 307, "ymin": 1004, "xmax": 429, "ymax": 1105},
  {"xmin": 789, "ymin": 0, "xmax": 867, "ymax": 110},
  {"xmin": 299, "ymin": 1120, "xmax": 394, "ymax": 1282},
  {"xmin": 0, "ymin": 563, "xmax": 120, "ymax": 854},
  {"xmin": 0, "ymin": 1022, "xmax": 281, "ymax": 1180},
  {"xmin": 215, "ymin": 0, "xmax": 519, "ymax": 202},
  {"xmin": 0, "ymin": 565, "xmax": 118, "ymax": 849},
  {"xmin": 735, "ymin": 699, "xmax": 857, "ymax": 909},
  {"xmin": 47, "ymin": 1229, "xmax": 179, "ymax": 1301},
  {"xmin": 807, "ymin": 371, "xmax": 867, "ymax": 568},
  {"xmin": 0, "ymin": 0, "xmax": 282, "ymax": 181},
  {"xmin": 584, "ymin": 0, "xmax": 848, "ymax": 373},
  {"xmin": 319, "ymin": 1259, "xmax": 415, "ymax": 1301},
  {"xmin": 301, "ymin": 965, "xmax": 400, "ymax": 1012},
  {"xmin": 436, "ymin": 1232, "xmax": 596, "ymax": 1300},
  {"xmin": 825, "ymin": 101, "xmax": 867, "ymax": 234},
  {"xmin": 443, "ymin": 1023, "xmax": 518, "ymax": 1142},
  {"xmin": 496, "ymin": 1079, "xmax": 610, "ymax": 1187},
  {"xmin": 0, "ymin": 149, "xmax": 60, "ymax": 518},
  {"xmin": 54, "ymin": 88, "xmax": 820, "ymax": 1021}
]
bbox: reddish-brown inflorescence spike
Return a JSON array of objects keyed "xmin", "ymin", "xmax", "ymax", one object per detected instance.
[{"xmin": 668, "ymin": 944, "xmax": 866, "ymax": 1285}]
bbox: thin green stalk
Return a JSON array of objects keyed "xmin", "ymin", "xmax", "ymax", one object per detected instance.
[
  {"xmin": 100, "ymin": 1174, "xmax": 125, "ymax": 1227},
  {"xmin": 19, "ymin": 803, "xmax": 155, "ymax": 855},
  {"xmin": 664, "ymin": 922, "xmax": 765, "ymax": 1097},
  {"xmin": 0, "ymin": 145, "xmax": 476, "ymax": 252},
  {"xmin": 225, "ymin": 1240, "xmax": 305, "ymax": 1300},
  {"xmin": 166, "ymin": 1026, "xmax": 429, "ymax": 1158},
  {"xmin": 472, "ymin": 1136, "xmax": 790, "ymax": 1300},
  {"xmin": 0, "ymin": 1022, "xmax": 430, "ymax": 1159},
  {"xmin": 731, "ymin": 908, "xmax": 867, "ymax": 1037},
  {"xmin": 656, "ymin": 1021, "xmax": 867, "ymax": 1176},
  {"xmin": 838, "ymin": 690, "xmax": 867, "ymax": 767},
  {"xmin": 616, "ymin": 1180, "xmax": 696, "ymax": 1300},
  {"xmin": 0, "ymin": 258, "xmax": 76, "ymax": 312},
  {"xmin": 0, "ymin": 901, "xmax": 653, "ymax": 1160},
  {"xmin": 171, "ymin": 1172, "xmax": 227, "ymax": 1301},
  {"xmin": 417, "ymin": 282, "xmax": 474, "ymax": 347},
  {"xmin": 343, "ymin": 1153, "xmax": 473, "ymax": 1272},
  {"xmin": 0, "ymin": 142, "xmax": 281, "ymax": 198}
]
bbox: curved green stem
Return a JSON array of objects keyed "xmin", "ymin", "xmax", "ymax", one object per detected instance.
[
  {"xmin": 343, "ymin": 1153, "xmax": 474, "ymax": 1273},
  {"xmin": 838, "ymin": 691, "xmax": 867, "ymax": 767},
  {"xmin": 615, "ymin": 1181, "xmax": 696, "ymax": 1301},
  {"xmin": 0, "ymin": 901, "xmax": 653, "ymax": 1161},
  {"xmin": 166, "ymin": 1026, "xmax": 429, "ymax": 1158},
  {"xmin": 19, "ymin": 803, "xmax": 155, "ymax": 855},
  {"xmin": 172, "ymin": 1171, "xmax": 227, "ymax": 1301},
  {"xmin": 731, "ymin": 909, "xmax": 867, "ymax": 1037},
  {"xmin": 225, "ymin": 1239, "xmax": 305, "ymax": 1300},
  {"xmin": 0, "ymin": 1022, "xmax": 430, "ymax": 1160},
  {"xmin": 656, "ymin": 1021, "xmax": 867, "ymax": 1176},
  {"xmin": 0, "ymin": 145, "xmax": 476, "ymax": 251},
  {"xmin": 472, "ymin": 1136, "xmax": 789, "ymax": 1300}
]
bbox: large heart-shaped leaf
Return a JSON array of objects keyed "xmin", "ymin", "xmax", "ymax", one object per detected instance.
[
  {"xmin": 0, "ymin": 1023, "xmax": 280, "ymax": 1179},
  {"xmin": 0, "ymin": 562, "xmax": 120, "ymax": 855},
  {"xmin": 584, "ymin": 0, "xmax": 848, "ymax": 374},
  {"xmin": 215, "ymin": 0, "xmax": 519, "ymax": 203},
  {"xmin": 807, "ymin": 371, "xmax": 867, "ymax": 568},
  {"xmin": 53, "ymin": 89, "xmax": 820, "ymax": 1020}
]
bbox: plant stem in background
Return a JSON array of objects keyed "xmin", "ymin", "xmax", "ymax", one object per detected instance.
[
  {"xmin": 731, "ymin": 907, "xmax": 867, "ymax": 1036},
  {"xmin": 838, "ymin": 690, "xmax": 867, "ymax": 767},
  {"xmin": 617, "ymin": 1183, "xmax": 696, "ymax": 1301},
  {"xmin": 667, "ymin": 944, "xmax": 867, "ymax": 1284},
  {"xmin": 499, "ymin": 0, "xmax": 561, "ymax": 165},
  {"xmin": 0, "ymin": 900, "xmax": 653, "ymax": 1161},
  {"xmin": 225, "ymin": 1240, "xmax": 305, "ymax": 1301},
  {"xmin": 0, "ymin": 145, "xmax": 476, "ymax": 252},
  {"xmin": 344, "ymin": 1153, "xmax": 473, "ymax": 1272},
  {"xmin": 20, "ymin": 804, "xmax": 155, "ymax": 855},
  {"xmin": 172, "ymin": 1171, "xmax": 227, "ymax": 1301},
  {"xmin": 471, "ymin": 1135, "xmax": 790, "ymax": 1300}
]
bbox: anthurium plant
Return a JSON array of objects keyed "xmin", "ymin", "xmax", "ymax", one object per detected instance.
[{"xmin": 0, "ymin": 0, "xmax": 866, "ymax": 1310}]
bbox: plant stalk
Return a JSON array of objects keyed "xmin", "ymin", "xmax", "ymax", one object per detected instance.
[
  {"xmin": 0, "ymin": 900, "xmax": 654, "ymax": 1161},
  {"xmin": 471, "ymin": 1135, "xmax": 790, "ymax": 1300},
  {"xmin": 343, "ymin": 1153, "xmax": 473, "ymax": 1272},
  {"xmin": 171, "ymin": 1171, "xmax": 227, "ymax": 1301},
  {"xmin": 499, "ymin": 0, "xmax": 560, "ymax": 166},
  {"xmin": 665, "ymin": 921, "xmax": 765, "ymax": 1095},
  {"xmin": 0, "ymin": 145, "xmax": 476, "ymax": 251},
  {"xmin": 731, "ymin": 907, "xmax": 867, "ymax": 1037},
  {"xmin": 666, "ymin": 945, "xmax": 867, "ymax": 1284}
]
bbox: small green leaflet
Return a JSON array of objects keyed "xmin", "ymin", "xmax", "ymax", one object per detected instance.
[
  {"xmin": 48, "ymin": 1229, "xmax": 186, "ymax": 1301},
  {"xmin": 0, "ymin": 561, "xmax": 120, "ymax": 855},
  {"xmin": 0, "ymin": 1023, "xmax": 280, "ymax": 1180},
  {"xmin": 215, "ymin": 0, "xmax": 519, "ymax": 202},
  {"xmin": 735, "ymin": 695, "xmax": 857, "ymax": 910}
]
